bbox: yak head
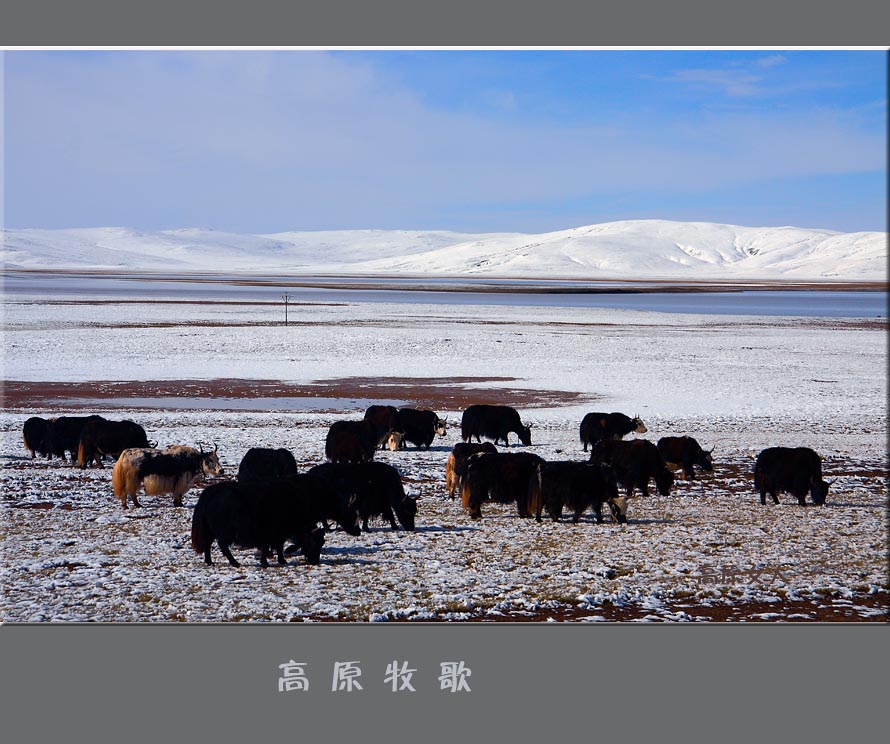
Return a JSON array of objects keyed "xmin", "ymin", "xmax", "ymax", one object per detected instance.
[
  {"xmin": 434, "ymin": 416, "xmax": 448, "ymax": 437},
  {"xmin": 395, "ymin": 494, "xmax": 418, "ymax": 531},
  {"xmin": 699, "ymin": 446, "xmax": 715, "ymax": 472},
  {"xmin": 200, "ymin": 443, "xmax": 225, "ymax": 476},
  {"xmin": 609, "ymin": 496, "xmax": 629, "ymax": 524},
  {"xmin": 811, "ymin": 476, "xmax": 831, "ymax": 505},
  {"xmin": 386, "ymin": 431, "xmax": 403, "ymax": 451},
  {"xmin": 339, "ymin": 493, "xmax": 363, "ymax": 537},
  {"xmin": 461, "ymin": 482, "xmax": 483, "ymax": 520},
  {"xmin": 632, "ymin": 415, "xmax": 648, "ymax": 434},
  {"xmin": 518, "ymin": 424, "xmax": 532, "ymax": 446}
]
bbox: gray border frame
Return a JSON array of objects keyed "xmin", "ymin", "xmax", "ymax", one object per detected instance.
[
  {"xmin": 1, "ymin": 624, "xmax": 889, "ymax": 738},
  {"xmin": 1, "ymin": 0, "xmax": 890, "ymax": 45}
]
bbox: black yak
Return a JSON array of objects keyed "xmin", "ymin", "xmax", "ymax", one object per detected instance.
[
  {"xmin": 579, "ymin": 412, "xmax": 647, "ymax": 452},
  {"xmin": 44, "ymin": 415, "xmax": 106, "ymax": 462},
  {"xmin": 191, "ymin": 477, "xmax": 330, "ymax": 567},
  {"xmin": 754, "ymin": 447, "xmax": 830, "ymax": 506},
  {"xmin": 306, "ymin": 461, "xmax": 417, "ymax": 532},
  {"xmin": 589, "ymin": 439, "xmax": 674, "ymax": 499},
  {"xmin": 460, "ymin": 404, "xmax": 532, "ymax": 446},
  {"xmin": 22, "ymin": 416, "xmax": 51, "ymax": 459},
  {"xmin": 237, "ymin": 447, "xmax": 299, "ymax": 482},
  {"xmin": 528, "ymin": 460, "xmax": 626, "ymax": 524},
  {"xmin": 460, "ymin": 451, "xmax": 544, "ymax": 519},
  {"xmin": 363, "ymin": 405, "xmax": 405, "ymax": 449},
  {"xmin": 77, "ymin": 418, "xmax": 153, "ymax": 469},
  {"xmin": 325, "ymin": 419, "xmax": 378, "ymax": 463},
  {"xmin": 397, "ymin": 408, "xmax": 447, "ymax": 449},
  {"xmin": 657, "ymin": 436, "xmax": 713, "ymax": 481},
  {"xmin": 445, "ymin": 441, "xmax": 498, "ymax": 498}
]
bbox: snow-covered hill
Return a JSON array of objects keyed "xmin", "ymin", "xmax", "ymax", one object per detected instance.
[{"xmin": 2, "ymin": 220, "xmax": 886, "ymax": 281}]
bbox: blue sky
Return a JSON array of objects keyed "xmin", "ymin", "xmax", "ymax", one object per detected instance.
[{"xmin": 3, "ymin": 49, "xmax": 886, "ymax": 233}]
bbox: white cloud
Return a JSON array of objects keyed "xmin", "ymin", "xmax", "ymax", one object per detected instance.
[
  {"xmin": 4, "ymin": 51, "xmax": 885, "ymax": 232},
  {"xmin": 756, "ymin": 54, "xmax": 788, "ymax": 68},
  {"xmin": 662, "ymin": 68, "xmax": 763, "ymax": 96}
]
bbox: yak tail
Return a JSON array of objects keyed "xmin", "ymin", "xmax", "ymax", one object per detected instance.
[
  {"xmin": 76, "ymin": 440, "xmax": 88, "ymax": 468},
  {"xmin": 460, "ymin": 479, "xmax": 473, "ymax": 511},
  {"xmin": 445, "ymin": 453, "xmax": 457, "ymax": 498},
  {"xmin": 527, "ymin": 466, "xmax": 543, "ymax": 519},
  {"xmin": 112, "ymin": 459, "xmax": 142, "ymax": 500},
  {"xmin": 111, "ymin": 459, "xmax": 127, "ymax": 498},
  {"xmin": 190, "ymin": 505, "xmax": 210, "ymax": 555}
]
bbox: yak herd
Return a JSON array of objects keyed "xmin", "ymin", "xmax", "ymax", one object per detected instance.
[{"xmin": 19, "ymin": 402, "xmax": 832, "ymax": 569}]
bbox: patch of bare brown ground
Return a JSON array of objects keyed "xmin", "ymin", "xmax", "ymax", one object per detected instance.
[
  {"xmin": 301, "ymin": 594, "xmax": 888, "ymax": 623},
  {"xmin": 1, "ymin": 377, "xmax": 595, "ymax": 411}
]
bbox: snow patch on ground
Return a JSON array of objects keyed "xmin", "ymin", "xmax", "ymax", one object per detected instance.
[{"xmin": 1, "ymin": 291, "xmax": 886, "ymax": 621}]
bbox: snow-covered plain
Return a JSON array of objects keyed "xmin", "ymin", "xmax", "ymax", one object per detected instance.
[
  {"xmin": 2, "ymin": 219, "xmax": 886, "ymax": 280},
  {"xmin": 1, "ymin": 288, "xmax": 887, "ymax": 622}
]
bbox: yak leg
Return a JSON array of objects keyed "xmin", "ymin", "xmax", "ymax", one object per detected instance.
[
  {"xmin": 129, "ymin": 484, "xmax": 142, "ymax": 509},
  {"xmin": 172, "ymin": 480, "xmax": 184, "ymax": 507},
  {"xmin": 534, "ymin": 494, "xmax": 546, "ymax": 523},
  {"xmin": 386, "ymin": 507, "xmax": 399, "ymax": 530},
  {"xmin": 258, "ymin": 547, "xmax": 271, "ymax": 568},
  {"xmin": 203, "ymin": 545, "xmax": 213, "ymax": 565},
  {"xmin": 593, "ymin": 502, "xmax": 604, "ymax": 523},
  {"xmin": 794, "ymin": 477, "xmax": 809, "ymax": 506},
  {"xmin": 218, "ymin": 541, "xmax": 240, "ymax": 567}
]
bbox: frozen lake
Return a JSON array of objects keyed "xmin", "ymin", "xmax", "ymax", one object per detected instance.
[{"xmin": 3, "ymin": 270, "xmax": 886, "ymax": 317}]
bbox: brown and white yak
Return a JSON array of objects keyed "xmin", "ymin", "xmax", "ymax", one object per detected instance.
[{"xmin": 112, "ymin": 444, "xmax": 224, "ymax": 509}]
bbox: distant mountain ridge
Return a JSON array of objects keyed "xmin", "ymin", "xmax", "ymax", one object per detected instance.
[{"xmin": 2, "ymin": 220, "xmax": 886, "ymax": 281}]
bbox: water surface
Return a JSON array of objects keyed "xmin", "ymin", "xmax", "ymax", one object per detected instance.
[{"xmin": 4, "ymin": 271, "xmax": 886, "ymax": 318}]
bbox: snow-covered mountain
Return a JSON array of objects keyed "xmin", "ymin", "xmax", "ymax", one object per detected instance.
[{"xmin": 2, "ymin": 220, "xmax": 886, "ymax": 281}]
